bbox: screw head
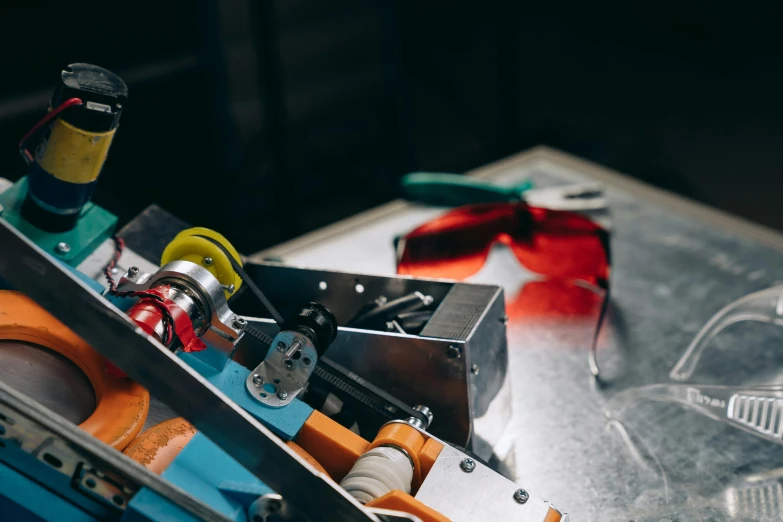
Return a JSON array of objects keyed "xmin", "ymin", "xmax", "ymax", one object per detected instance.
[
  {"xmin": 460, "ymin": 458, "xmax": 476, "ymax": 473},
  {"xmin": 513, "ymin": 489, "xmax": 529, "ymax": 504},
  {"xmin": 277, "ymin": 389, "xmax": 288, "ymax": 400},
  {"xmin": 446, "ymin": 345, "xmax": 462, "ymax": 359},
  {"xmin": 284, "ymin": 359, "xmax": 294, "ymax": 369},
  {"xmin": 55, "ymin": 242, "xmax": 71, "ymax": 254},
  {"xmin": 471, "ymin": 364, "xmax": 480, "ymax": 375},
  {"xmin": 301, "ymin": 356, "xmax": 313, "ymax": 367},
  {"xmin": 203, "ymin": 257, "xmax": 213, "ymax": 266},
  {"xmin": 222, "ymin": 284, "xmax": 235, "ymax": 294},
  {"xmin": 277, "ymin": 341, "xmax": 287, "ymax": 352},
  {"xmin": 252, "ymin": 374, "xmax": 263, "ymax": 385},
  {"xmin": 500, "ymin": 314, "xmax": 509, "ymax": 325},
  {"xmin": 127, "ymin": 266, "xmax": 140, "ymax": 277}
]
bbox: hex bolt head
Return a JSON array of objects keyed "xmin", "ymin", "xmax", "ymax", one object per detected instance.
[
  {"xmin": 513, "ymin": 489, "xmax": 529, "ymax": 504},
  {"xmin": 277, "ymin": 390, "xmax": 288, "ymax": 400},
  {"xmin": 203, "ymin": 257, "xmax": 213, "ymax": 266},
  {"xmin": 252, "ymin": 374, "xmax": 263, "ymax": 385},
  {"xmin": 55, "ymin": 242, "xmax": 71, "ymax": 255},
  {"xmin": 446, "ymin": 345, "xmax": 462, "ymax": 359},
  {"xmin": 460, "ymin": 458, "xmax": 476, "ymax": 473}
]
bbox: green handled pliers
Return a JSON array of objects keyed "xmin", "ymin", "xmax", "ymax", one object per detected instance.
[
  {"xmin": 402, "ymin": 172, "xmax": 607, "ymax": 211},
  {"xmin": 401, "ymin": 172, "xmax": 534, "ymax": 206}
]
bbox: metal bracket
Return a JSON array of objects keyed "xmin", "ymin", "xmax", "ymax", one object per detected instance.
[
  {"xmin": 246, "ymin": 330, "xmax": 318, "ymax": 407},
  {"xmin": 117, "ymin": 260, "xmax": 245, "ymax": 355}
]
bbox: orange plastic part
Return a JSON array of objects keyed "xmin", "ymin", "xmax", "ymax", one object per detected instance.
[
  {"xmin": 295, "ymin": 410, "xmax": 370, "ymax": 482},
  {"xmin": 286, "ymin": 441, "xmax": 329, "ymax": 477},
  {"xmin": 123, "ymin": 418, "xmax": 197, "ymax": 474},
  {"xmin": 544, "ymin": 508, "xmax": 563, "ymax": 522},
  {"xmin": 367, "ymin": 491, "xmax": 451, "ymax": 522},
  {"xmin": 125, "ymin": 417, "xmax": 330, "ymax": 478},
  {"xmin": 0, "ymin": 291, "xmax": 149, "ymax": 450},
  {"xmin": 370, "ymin": 422, "xmax": 427, "ymax": 491},
  {"xmin": 417, "ymin": 438, "xmax": 444, "ymax": 480}
]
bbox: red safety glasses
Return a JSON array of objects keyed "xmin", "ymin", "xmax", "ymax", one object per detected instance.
[
  {"xmin": 396, "ymin": 202, "xmax": 611, "ymax": 377},
  {"xmin": 396, "ymin": 203, "xmax": 610, "ymax": 288}
]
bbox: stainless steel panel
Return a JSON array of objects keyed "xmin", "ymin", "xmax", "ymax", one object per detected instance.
[{"xmin": 415, "ymin": 445, "xmax": 556, "ymax": 522}]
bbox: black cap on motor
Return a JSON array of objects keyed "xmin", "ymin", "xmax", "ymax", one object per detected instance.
[
  {"xmin": 281, "ymin": 303, "xmax": 338, "ymax": 355},
  {"xmin": 53, "ymin": 63, "xmax": 128, "ymax": 132}
]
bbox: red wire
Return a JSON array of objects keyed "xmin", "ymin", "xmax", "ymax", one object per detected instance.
[{"xmin": 18, "ymin": 97, "xmax": 84, "ymax": 161}]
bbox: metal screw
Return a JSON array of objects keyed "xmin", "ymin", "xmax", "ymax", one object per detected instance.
[
  {"xmin": 252, "ymin": 374, "xmax": 263, "ymax": 385},
  {"xmin": 55, "ymin": 242, "xmax": 71, "ymax": 255},
  {"xmin": 301, "ymin": 356, "xmax": 313, "ymax": 367},
  {"xmin": 128, "ymin": 266, "xmax": 140, "ymax": 278},
  {"xmin": 500, "ymin": 314, "xmax": 509, "ymax": 325},
  {"xmin": 470, "ymin": 364, "xmax": 480, "ymax": 375},
  {"xmin": 446, "ymin": 345, "xmax": 462, "ymax": 359},
  {"xmin": 460, "ymin": 458, "xmax": 476, "ymax": 473},
  {"xmin": 232, "ymin": 317, "xmax": 246, "ymax": 329},
  {"xmin": 277, "ymin": 342, "xmax": 287, "ymax": 352},
  {"xmin": 203, "ymin": 257, "xmax": 213, "ymax": 266},
  {"xmin": 222, "ymin": 284, "xmax": 235, "ymax": 294},
  {"xmin": 284, "ymin": 360, "xmax": 294, "ymax": 370},
  {"xmin": 277, "ymin": 390, "xmax": 288, "ymax": 400},
  {"xmin": 513, "ymin": 489, "xmax": 529, "ymax": 504}
]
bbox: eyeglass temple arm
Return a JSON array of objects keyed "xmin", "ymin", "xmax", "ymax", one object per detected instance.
[
  {"xmin": 606, "ymin": 383, "xmax": 783, "ymax": 444},
  {"xmin": 670, "ymin": 286, "xmax": 783, "ymax": 381}
]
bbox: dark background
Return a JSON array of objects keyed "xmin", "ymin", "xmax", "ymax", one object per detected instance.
[{"xmin": 1, "ymin": 2, "xmax": 780, "ymax": 253}]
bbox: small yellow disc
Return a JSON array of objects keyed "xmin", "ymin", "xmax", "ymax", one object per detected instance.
[{"xmin": 161, "ymin": 227, "xmax": 243, "ymax": 299}]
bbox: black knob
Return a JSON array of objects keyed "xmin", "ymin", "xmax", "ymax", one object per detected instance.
[{"xmin": 281, "ymin": 302, "xmax": 338, "ymax": 355}]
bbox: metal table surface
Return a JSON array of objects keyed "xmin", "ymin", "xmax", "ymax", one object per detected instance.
[{"xmin": 251, "ymin": 147, "xmax": 783, "ymax": 521}]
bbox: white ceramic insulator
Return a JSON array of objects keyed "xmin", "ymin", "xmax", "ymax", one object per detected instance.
[{"xmin": 339, "ymin": 446, "xmax": 414, "ymax": 504}]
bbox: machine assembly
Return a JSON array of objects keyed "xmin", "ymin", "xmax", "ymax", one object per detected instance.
[{"xmin": 0, "ymin": 63, "xmax": 568, "ymax": 521}]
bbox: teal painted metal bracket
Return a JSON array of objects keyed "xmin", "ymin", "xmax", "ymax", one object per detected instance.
[{"xmin": 0, "ymin": 177, "xmax": 117, "ymax": 266}]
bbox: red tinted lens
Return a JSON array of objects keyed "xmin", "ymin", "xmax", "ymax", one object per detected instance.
[
  {"xmin": 397, "ymin": 204, "xmax": 516, "ymax": 279},
  {"xmin": 509, "ymin": 206, "xmax": 609, "ymax": 286},
  {"xmin": 397, "ymin": 203, "xmax": 609, "ymax": 285}
]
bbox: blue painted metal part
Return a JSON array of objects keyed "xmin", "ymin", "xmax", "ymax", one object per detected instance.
[
  {"xmin": 0, "ymin": 461, "xmax": 98, "ymax": 522},
  {"xmin": 122, "ymin": 351, "xmax": 313, "ymax": 520},
  {"xmin": 180, "ymin": 351, "xmax": 312, "ymax": 441},
  {"xmin": 124, "ymin": 433, "xmax": 274, "ymax": 522}
]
